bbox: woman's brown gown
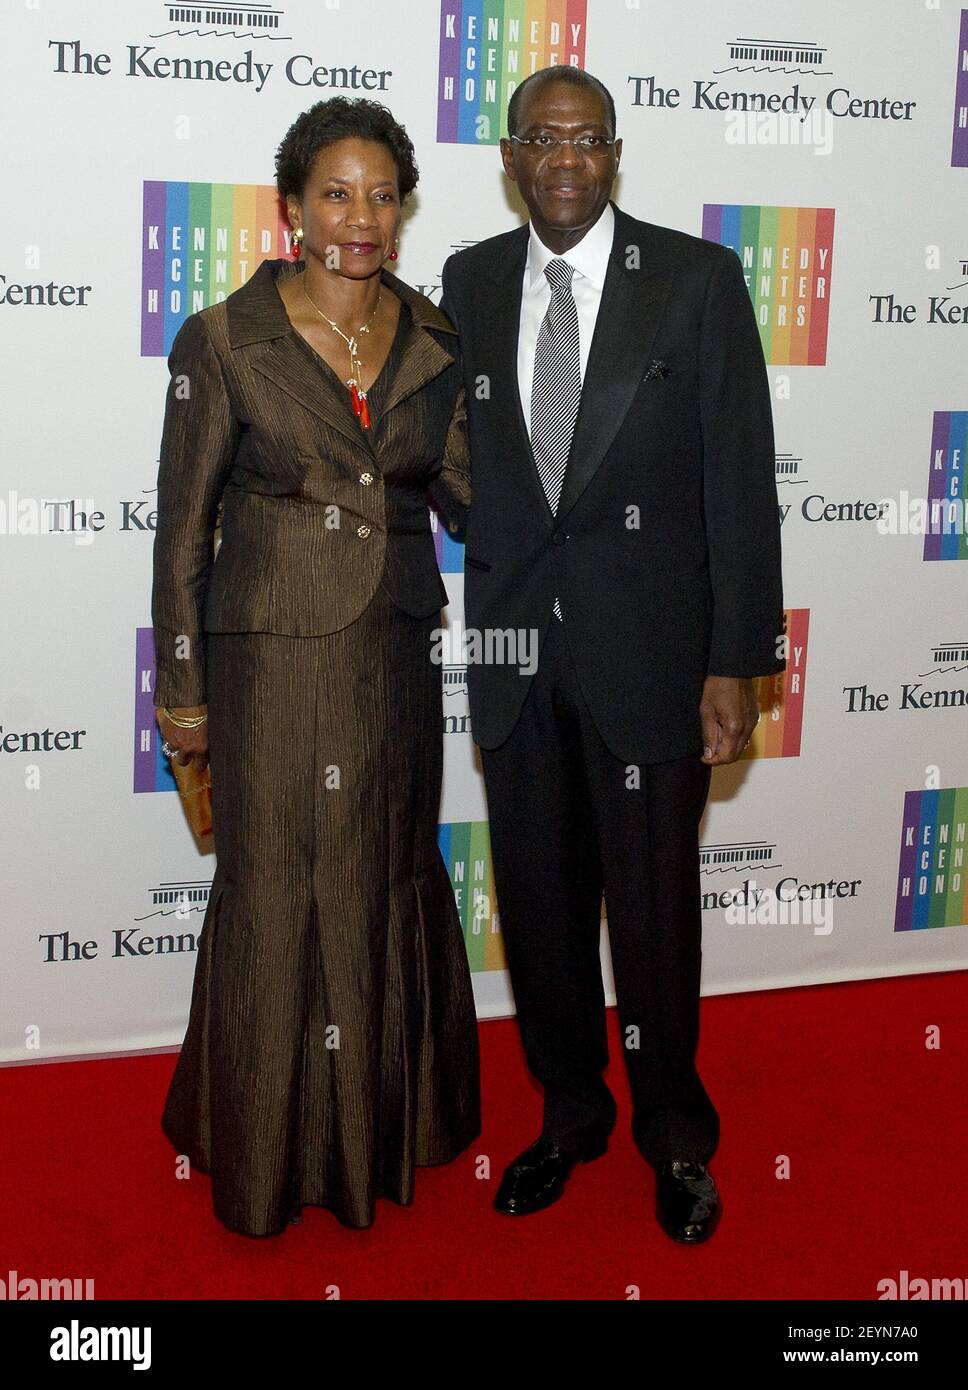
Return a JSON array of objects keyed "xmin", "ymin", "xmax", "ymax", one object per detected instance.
[{"xmin": 161, "ymin": 304, "xmax": 481, "ymax": 1236}]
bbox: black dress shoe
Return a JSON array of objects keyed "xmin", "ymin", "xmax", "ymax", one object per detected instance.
[
  {"xmin": 655, "ymin": 1160, "xmax": 721, "ymax": 1243},
  {"xmin": 494, "ymin": 1130, "xmax": 608, "ymax": 1216}
]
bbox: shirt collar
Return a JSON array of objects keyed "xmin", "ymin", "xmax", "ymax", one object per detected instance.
[{"xmin": 524, "ymin": 201, "xmax": 615, "ymax": 294}]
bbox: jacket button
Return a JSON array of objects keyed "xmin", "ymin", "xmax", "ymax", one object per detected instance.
[
  {"xmin": 359, "ymin": 472, "xmax": 374, "ymax": 486},
  {"xmin": 552, "ymin": 531, "xmax": 567, "ymax": 546},
  {"xmin": 357, "ymin": 524, "xmax": 371, "ymax": 539}
]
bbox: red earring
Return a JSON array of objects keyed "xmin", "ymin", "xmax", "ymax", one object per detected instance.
[
  {"xmin": 291, "ymin": 228, "xmax": 303, "ymax": 259},
  {"xmin": 388, "ymin": 244, "xmax": 398, "ymax": 261}
]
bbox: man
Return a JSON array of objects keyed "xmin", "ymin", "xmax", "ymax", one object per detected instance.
[{"xmin": 440, "ymin": 67, "xmax": 784, "ymax": 1243}]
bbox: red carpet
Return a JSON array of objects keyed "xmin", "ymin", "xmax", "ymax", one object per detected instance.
[{"xmin": 2, "ymin": 970, "xmax": 964, "ymax": 1300}]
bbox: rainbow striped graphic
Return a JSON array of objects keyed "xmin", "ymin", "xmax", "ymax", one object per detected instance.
[
  {"xmin": 924, "ymin": 411, "xmax": 968, "ymax": 561},
  {"xmin": 134, "ymin": 627, "xmax": 179, "ymax": 793},
  {"xmin": 702, "ymin": 205, "xmax": 835, "ymax": 365},
  {"xmin": 437, "ymin": 820, "xmax": 506, "ymax": 971},
  {"xmin": 142, "ymin": 180, "xmax": 290, "ymax": 356},
  {"xmin": 895, "ymin": 787, "xmax": 968, "ymax": 931},
  {"xmin": 744, "ymin": 607, "xmax": 809, "ymax": 759},
  {"xmin": 952, "ymin": 9, "xmax": 968, "ymax": 166},
  {"xmin": 437, "ymin": 1, "xmax": 588, "ymax": 145}
]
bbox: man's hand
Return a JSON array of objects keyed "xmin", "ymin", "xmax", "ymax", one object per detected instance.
[{"xmin": 699, "ymin": 677, "xmax": 760, "ymax": 766}]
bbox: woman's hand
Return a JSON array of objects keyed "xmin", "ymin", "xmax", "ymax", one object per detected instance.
[{"xmin": 156, "ymin": 705, "xmax": 209, "ymax": 772}]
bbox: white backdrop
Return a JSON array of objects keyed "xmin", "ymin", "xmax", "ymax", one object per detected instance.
[{"xmin": 2, "ymin": 0, "xmax": 967, "ymax": 1066}]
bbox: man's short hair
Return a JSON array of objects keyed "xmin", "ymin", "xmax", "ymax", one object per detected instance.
[{"xmin": 506, "ymin": 67, "xmax": 617, "ymax": 139}]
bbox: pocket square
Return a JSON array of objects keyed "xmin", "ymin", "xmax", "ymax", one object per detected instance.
[{"xmin": 643, "ymin": 358, "xmax": 671, "ymax": 381}]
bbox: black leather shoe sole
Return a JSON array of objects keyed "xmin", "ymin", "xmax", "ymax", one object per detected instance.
[
  {"xmin": 657, "ymin": 1207, "xmax": 721, "ymax": 1244},
  {"xmin": 496, "ymin": 1184, "xmax": 567, "ymax": 1217},
  {"xmin": 655, "ymin": 1164, "xmax": 722, "ymax": 1244},
  {"xmin": 494, "ymin": 1132, "xmax": 609, "ymax": 1216}
]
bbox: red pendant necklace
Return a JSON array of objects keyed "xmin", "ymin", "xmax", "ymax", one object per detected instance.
[{"xmin": 301, "ymin": 279, "xmax": 382, "ymax": 430}]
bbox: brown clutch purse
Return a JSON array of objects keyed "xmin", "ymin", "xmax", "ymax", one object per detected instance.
[{"xmin": 169, "ymin": 755, "xmax": 214, "ymax": 841}]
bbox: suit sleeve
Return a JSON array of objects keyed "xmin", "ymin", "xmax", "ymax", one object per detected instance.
[
  {"xmin": 427, "ymin": 256, "xmax": 471, "ymax": 541},
  {"xmin": 151, "ymin": 312, "xmax": 240, "ymax": 707},
  {"xmin": 699, "ymin": 247, "xmax": 786, "ymax": 678}
]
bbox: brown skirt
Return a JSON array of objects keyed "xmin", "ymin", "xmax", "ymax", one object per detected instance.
[{"xmin": 161, "ymin": 583, "xmax": 481, "ymax": 1236}]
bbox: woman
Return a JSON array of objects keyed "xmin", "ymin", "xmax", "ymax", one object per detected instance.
[{"xmin": 151, "ymin": 97, "xmax": 480, "ymax": 1237}]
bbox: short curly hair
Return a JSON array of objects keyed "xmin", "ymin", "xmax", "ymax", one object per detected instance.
[{"xmin": 275, "ymin": 97, "xmax": 419, "ymax": 201}]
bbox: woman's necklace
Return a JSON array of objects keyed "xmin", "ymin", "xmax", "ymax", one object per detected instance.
[{"xmin": 301, "ymin": 278, "xmax": 382, "ymax": 430}]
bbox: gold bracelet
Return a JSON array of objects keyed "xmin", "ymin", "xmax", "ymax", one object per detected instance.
[{"xmin": 161, "ymin": 706, "xmax": 208, "ymax": 729}]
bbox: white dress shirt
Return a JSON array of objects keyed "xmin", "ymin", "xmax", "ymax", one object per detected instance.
[{"xmin": 517, "ymin": 201, "xmax": 615, "ymax": 438}]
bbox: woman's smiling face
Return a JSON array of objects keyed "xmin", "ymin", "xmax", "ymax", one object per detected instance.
[{"xmin": 287, "ymin": 137, "xmax": 402, "ymax": 278}]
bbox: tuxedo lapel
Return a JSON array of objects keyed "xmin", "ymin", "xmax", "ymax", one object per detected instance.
[
  {"xmin": 483, "ymin": 228, "xmax": 556, "ymax": 527},
  {"xmin": 555, "ymin": 206, "xmax": 674, "ymax": 521}
]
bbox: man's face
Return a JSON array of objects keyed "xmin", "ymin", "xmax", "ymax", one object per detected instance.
[{"xmin": 500, "ymin": 78, "xmax": 621, "ymax": 238}]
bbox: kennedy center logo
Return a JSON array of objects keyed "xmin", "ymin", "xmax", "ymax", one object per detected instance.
[
  {"xmin": 702, "ymin": 205, "xmax": 835, "ymax": 365},
  {"xmin": 925, "ymin": 411, "xmax": 968, "ymax": 562},
  {"xmin": 141, "ymin": 180, "xmax": 290, "ymax": 356},
  {"xmin": 437, "ymin": 1, "xmax": 589, "ymax": 145},
  {"xmin": 437, "ymin": 821, "xmax": 506, "ymax": 971},
  {"xmin": 746, "ymin": 607, "xmax": 809, "ymax": 759},
  {"xmin": 134, "ymin": 627, "xmax": 178, "ymax": 793},
  {"xmin": 895, "ymin": 788, "xmax": 968, "ymax": 931}
]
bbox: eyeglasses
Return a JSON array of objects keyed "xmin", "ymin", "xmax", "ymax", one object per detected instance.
[{"xmin": 509, "ymin": 134, "xmax": 617, "ymax": 157}]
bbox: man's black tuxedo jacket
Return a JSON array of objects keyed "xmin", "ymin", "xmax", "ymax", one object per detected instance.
[{"xmin": 440, "ymin": 201, "xmax": 785, "ymax": 766}]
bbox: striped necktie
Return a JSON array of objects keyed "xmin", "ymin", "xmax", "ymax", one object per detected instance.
[{"xmin": 530, "ymin": 258, "xmax": 581, "ymax": 621}]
